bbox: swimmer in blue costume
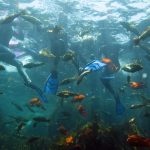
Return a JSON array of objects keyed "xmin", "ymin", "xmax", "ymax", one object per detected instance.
[{"xmin": 77, "ymin": 58, "xmax": 125, "ymax": 115}]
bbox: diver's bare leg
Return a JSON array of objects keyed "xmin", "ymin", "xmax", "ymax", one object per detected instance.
[
  {"xmin": 11, "ymin": 59, "xmax": 43, "ymax": 94},
  {"xmin": 0, "ymin": 45, "xmax": 47, "ymax": 102},
  {"xmin": 13, "ymin": 60, "xmax": 47, "ymax": 102}
]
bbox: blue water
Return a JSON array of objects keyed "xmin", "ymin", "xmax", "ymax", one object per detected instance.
[{"xmin": 0, "ymin": 0, "xmax": 150, "ymax": 149}]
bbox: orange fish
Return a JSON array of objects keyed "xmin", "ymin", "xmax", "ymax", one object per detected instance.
[
  {"xmin": 101, "ymin": 58, "xmax": 112, "ymax": 63},
  {"xmin": 127, "ymin": 135, "xmax": 150, "ymax": 148},
  {"xmin": 77, "ymin": 105, "xmax": 87, "ymax": 117},
  {"xmin": 29, "ymin": 98, "xmax": 42, "ymax": 106},
  {"xmin": 65, "ymin": 136, "xmax": 74, "ymax": 145},
  {"xmin": 130, "ymin": 82, "xmax": 145, "ymax": 89},
  {"xmin": 102, "ymin": 58, "xmax": 119, "ymax": 73},
  {"xmin": 58, "ymin": 125, "xmax": 68, "ymax": 135},
  {"xmin": 72, "ymin": 94, "xmax": 85, "ymax": 103}
]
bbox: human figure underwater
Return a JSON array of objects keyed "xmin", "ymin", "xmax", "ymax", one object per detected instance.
[
  {"xmin": 76, "ymin": 55, "xmax": 125, "ymax": 115},
  {"xmin": 43, "ymin": 25, "xmax": 68, "ymax": 95},
  {"xmin": 0, "ymin": 12, "xmax": 48, "ymax": 102}
]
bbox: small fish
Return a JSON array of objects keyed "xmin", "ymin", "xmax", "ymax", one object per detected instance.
[
  {"xmin": 72, "ymin": 94, "xmax": 85, "ymax": 103},
  {"xmin": 26, "ymin": 136, "xmax": 40, "ymax": 144},
  {"xmin": 33, "ymin": 116, "xmax": 50, "ymax": 123},
  {"xmin": 127, "ymin": 135, "xmax": 150, "ymax": 148},
  {"xmin": 129, "ymin": 118, "xmax": 136, "ymax": 124},
  {"xmin": 57, "ymin": 90, "xmax": 78, "ymax": 106},
  {"xmin": 29, "ymin": 97, "xmax": 41, "ymax": 106},
  {"xmin": 11, "ymin": 102, "xmax": 23, "ymax": 111},
  {"xmin": 59, "ymin": 77, "xmax": 76, "ymax": 86},
  {"xmin": 16, "ymin": 121, "xmax": 26, "ymax": 134},
  {"xmin": 57, "ymin": 90, "xmax": 78, "ymax": 98},
  {"xmin": 130, "ymin": 82, "xmax": 146, "ymax": 89},
  {"xmin": 29, "ymin": 98, "xmax": 46, "ymax": 111},
  {"xmin": 39, "ymin": 49, "xmax": 56, "ymax": 58},
  {"xmin": 122, "ymin": 63, "xmax": 143, "ymax": 73},
  {"xmin": 23, "ymin": 62, "xmax": 45, "ymax": 69},
  {"xmin": 130, "ymin": 104, "xmax": 146, "ymax": 109},
  {"xmin": 0, "ymin": 65, "xmax": 5, "ymax": 71},
  {"xmin": 77, "ymin": 70, "xmax": 91, "ymax": 85}
]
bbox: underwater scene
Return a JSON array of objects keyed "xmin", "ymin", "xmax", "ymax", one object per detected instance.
[{"xmin": 0, "ymin": 0, "xmax": 150, "ymax": 149}]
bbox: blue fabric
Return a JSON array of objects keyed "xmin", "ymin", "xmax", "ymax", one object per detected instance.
[
  {"xmin": 84, "ymin": 60, "xmax": 106, "ymax": 72},
  {"xmin": 43, "ymin": 71, "xmax": 59, "ymax": 95}
]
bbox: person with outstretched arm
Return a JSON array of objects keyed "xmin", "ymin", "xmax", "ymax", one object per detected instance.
[
  {"xmin": 0, "ymin": 12, "xmax": 48, "ymax": 102},
  {"xmin": 76, "ymin": 58, "xmax": 125, "ymax": 115}
]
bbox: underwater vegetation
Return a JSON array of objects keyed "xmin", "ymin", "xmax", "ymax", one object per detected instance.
[{"xmin": 0, "ymin": 117, "xmax": 149, "ymax": 150}]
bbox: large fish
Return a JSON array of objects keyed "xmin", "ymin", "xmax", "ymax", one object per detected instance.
[
  {"xmin": 130, "ymin": 95, "xmax": 150, "ymax": 109},
  {"xmin": 32, "ymin": 116, "xmax": 50, "ymax": 123},
  {"xmin": 127, "ymin": 135, "xmax": 150, "ymax": 148},
  {"xmin": 122, "ymin": 63, "xmax": 143, "ymax": 73},
  {"xmin": 23, "ymin": 62, "xmax": 45, "ymax": 69},
  {"xmin": 26, "ymin": 136, "xmax": 40, "ymax": 144}
]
